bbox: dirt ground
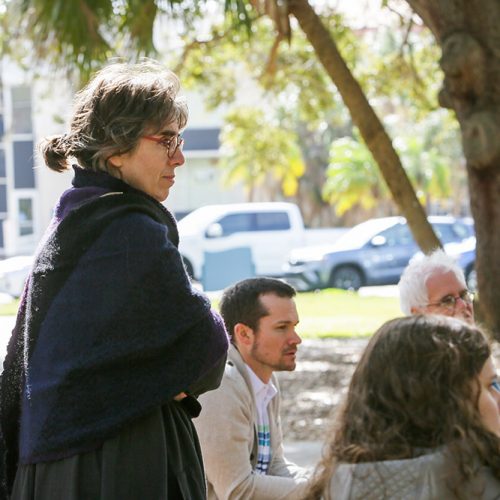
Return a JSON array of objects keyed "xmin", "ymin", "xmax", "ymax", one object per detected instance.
[
  {"xmin": 277, "ymin": 338, "xmax": 367, "ymax": 441},
  {"xmin": 277, "ymin": 337, "xmax": 500, "ymax": 442}
]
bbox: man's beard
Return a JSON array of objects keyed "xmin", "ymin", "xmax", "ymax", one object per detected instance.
[{"xmin": 250, "ymin": 342, "xmax": 297, "ymax": 372}]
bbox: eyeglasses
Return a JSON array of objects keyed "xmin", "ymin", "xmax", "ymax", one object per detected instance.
[
  {"xmin": 143, "ymin": 134, "xmax": 184, "ymax": 158},
  {"xmin": 425, "ymin": 290, "xmax": 474, "ymax": 311}
]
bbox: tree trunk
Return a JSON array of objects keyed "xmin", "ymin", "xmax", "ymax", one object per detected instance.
[
  {"xmin": 405, "ymin": 0, "xmax": 500, "ymax": 337},
  {"xmin": 287, "ymin": 0, "xmax": 441, "ymax": 253}
]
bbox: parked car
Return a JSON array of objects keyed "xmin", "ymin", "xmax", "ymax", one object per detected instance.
[
  {"xmin": 0, "ymin": 255, "xmax": 34, "ymax": 298},
  {"xmin": 450, "ymin": 237, "xmax": 476, "ymax": 290},
  {"xmin": 410, "ymin": 232, "xmax": 476, "ymax": 292},
  {"xmin": 283, "ymin": 216, "xmax": 474, "ymax": 291},
  {"xmin": 439, "ymin": 236, "xmax": 476, "ymax": 291},
  {"xmin": 177, "ymin": 202, "xmax": 345, "ymax": 281}
]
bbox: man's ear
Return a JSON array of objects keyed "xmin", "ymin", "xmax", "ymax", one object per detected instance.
[
  {"xmin": 411, "ymin": 306, "xmax": 423, "ymax": 315},
  {"xmin": 233, "ymin": 323, "xmax": 254, "ymax": 347}
]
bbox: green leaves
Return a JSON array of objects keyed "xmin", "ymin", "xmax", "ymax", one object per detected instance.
[
  {"xmin": 324, "ymin": 135, "xmax": 387, "ymax": 216},
  {"xmin": 324, "ymin": 113, "xmax": 462, "ymax": 218},
  {"xmin": 120, "ymin": 0, "xmax": 158, "ymax": 55},
  {"xmin": 5, "ymin": 0, "xmax": 115, "ymax": 80},
  {"xmin": 3, "ymin": 0, "xmax": 164, "ymax": 82},
  {"xmin": 224, "ymin": 0, "xmax": 253, "ymax": 34},
  {"xmin": 220, "ymin": 106, "xmax": 305, "ymax": 199}
]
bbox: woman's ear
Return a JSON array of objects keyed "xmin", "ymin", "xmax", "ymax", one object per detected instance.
[{"xmin": 107, "ymin": 154, "xmax": 123, "ymax": 169}]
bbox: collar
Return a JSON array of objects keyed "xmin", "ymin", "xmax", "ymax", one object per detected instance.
[
  {"xmin": 72, "ymin": 165, "xmax": 133, "ymax": 192},
  {"xmin": 245, "ymin": 364, "xmax": 277, "ymax": 407}
]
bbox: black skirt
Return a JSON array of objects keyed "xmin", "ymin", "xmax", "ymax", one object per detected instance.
[{"xmin": 11, "ymin": 401, "xmax": 206, "ymax": 500}]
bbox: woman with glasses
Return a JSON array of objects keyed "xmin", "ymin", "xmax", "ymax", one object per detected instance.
[
  {"xmin": 305, "ymin": 315, "xmax": 500, "ymax": 499},
  {"xmin": 0, "ymin": 61, "xmax": 229, "ymax": 500}
]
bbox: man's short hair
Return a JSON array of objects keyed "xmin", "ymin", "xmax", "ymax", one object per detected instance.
[
  {"xmin": 398, "ymin": 249, "xmax": 466, "ymax": 315},
  {"xmin": 219, "ymin": 277, "xmax": 296, "ymax": 339}
]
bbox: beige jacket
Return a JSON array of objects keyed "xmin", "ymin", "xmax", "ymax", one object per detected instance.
[{"xmin": 195, "ymin": 344, "xmax": 309, "ymax": 500}]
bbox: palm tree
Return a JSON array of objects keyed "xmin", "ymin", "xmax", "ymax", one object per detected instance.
[{"xmin": 323, "ymin": 136, "xmax": 389, "ymax": 217}]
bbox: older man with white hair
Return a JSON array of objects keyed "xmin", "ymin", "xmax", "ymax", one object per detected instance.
[{"xmin": 398, "ymin": 249, "xmax": 474, "ymax": 324}]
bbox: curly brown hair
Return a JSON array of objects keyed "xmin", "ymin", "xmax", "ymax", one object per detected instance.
[
  {"xmin": 40, "ymin": 60, "xmax": 188, "ymax": 173},
  {"xmin": 305, "ymin": 315, "xmax": 500, "ymax": 499}
]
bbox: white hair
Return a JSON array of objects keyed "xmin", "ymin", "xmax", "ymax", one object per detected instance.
[{"xmin": 398, "ymin": 249, "xmax": 466, "ymax": 315}]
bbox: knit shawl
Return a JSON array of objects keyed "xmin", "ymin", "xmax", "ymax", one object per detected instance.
[{"xmin": 0, "ymin": 168, "xmax": 228, "ymax": 497}]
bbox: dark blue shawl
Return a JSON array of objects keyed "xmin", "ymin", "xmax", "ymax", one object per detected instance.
[{"xmin": 0, "ymin": 168, "xmax": 228, "ymax": 497}]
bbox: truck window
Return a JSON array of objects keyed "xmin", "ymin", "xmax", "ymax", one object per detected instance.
[
  {"xmin": 217, "ymin": 213, "xmax": 253, "ymax": 236},
  {"xmin": 433, "ymin": 222, "xmax": 471, "ymax": 243},
  {"xmin": 255, "ymin": 212, "xmax": 291, "ymax": 231},
  {"xmin": 379, "ymin": 224, "xmax": 413, "ymax": 247},
  {"xmin": 216, "ymin": 211, "xmax": 291, "ymax": 236}
]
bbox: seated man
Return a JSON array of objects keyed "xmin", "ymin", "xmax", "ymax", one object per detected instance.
[
  {"xmin": 398, "ymin": 249, "xmax": 474, "ymax": 324},
  {"xmin": 195, "ymin": 277, "xmax": 309, "ymax": 499}
]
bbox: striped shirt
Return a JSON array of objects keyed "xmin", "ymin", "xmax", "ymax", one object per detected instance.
[{"xmin": 246, "ymin": 366, "xmax": 278, "ymax": 475}]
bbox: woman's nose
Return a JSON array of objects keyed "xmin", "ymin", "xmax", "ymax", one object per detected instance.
[{"xmin": 170, "ymin": 148, "xmax": 185, "ymax": 167}]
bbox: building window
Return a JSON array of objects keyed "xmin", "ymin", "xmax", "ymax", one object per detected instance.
[
  {"xmin": 12, "ymin": 86, "xmax": 33, "ymax": 134},
  {"xmin": 0, "ymin": 184, "xmax": 6, "ymax": 213},
  {"xmin": 0, "ymin": 149, "xmax": 5, "ymax": 178},
  {"xmin": 14, "ymin": 140, "xmax": 35, "ymax": 188},
  {"xmin": 0, "ymin": 80, "xmax": 4, "ymax": 136},
  {"xmin": 18, "ymin": 198, "xmax": 34, "ymax": 236},
  {"xmin": 182, "ymin": 128, "xmax": 220, "ymax": 151}
]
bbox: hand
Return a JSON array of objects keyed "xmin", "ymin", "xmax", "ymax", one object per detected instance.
[{"xmin": 174, "ymin": 392, "xmax": 188, "ymax": 401}]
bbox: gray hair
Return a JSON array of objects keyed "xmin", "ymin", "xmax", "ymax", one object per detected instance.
[
  {"xmin": 398, "ymin": 249, "xmax": 466, "ymax": 315},
  {"xmin": 41, "ymin": 60, "xmax": 188, "ymax": 173}
]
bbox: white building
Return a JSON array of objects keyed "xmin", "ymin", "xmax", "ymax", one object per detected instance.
[{"xmin": 0, "ymin": 60, "xmax": 245, "ymax": 257}]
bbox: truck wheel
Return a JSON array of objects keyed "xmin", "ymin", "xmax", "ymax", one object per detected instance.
[
  {"xmin": 330, "ymin": 266, "xmax": 363, "ymax": 291},
  {"xmin": 182, "ymin": 257, "xmax": 194, "ymax": 279}
]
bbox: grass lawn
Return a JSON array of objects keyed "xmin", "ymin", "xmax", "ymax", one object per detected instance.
[
  {"xmin": 0, "ymin": 299, "xmax": 20, "ymax": 316},
  {"xmin": 213, "ymin": 288, "xmax": 401, "ymax": 338},
  {"xmin": 294, "ymin": 289, "xmax": 401, "ymax": 338},
  {"xmin": 0, "ymin": 289, "xmax": 402, "ymax": 338}
]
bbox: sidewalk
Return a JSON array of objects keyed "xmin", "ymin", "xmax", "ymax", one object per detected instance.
[{"xmin": 284, "ymin": 440, "xmax": 323, "ymax": 469}]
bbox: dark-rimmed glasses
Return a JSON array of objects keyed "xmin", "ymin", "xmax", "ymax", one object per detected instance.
[
  {"xmin": 143, "ymin": 134, "xmax": 184, "ymax": 158},
  {"xmin": 425, "ymin": 290, "xmax": 474, "ymax": 311}
]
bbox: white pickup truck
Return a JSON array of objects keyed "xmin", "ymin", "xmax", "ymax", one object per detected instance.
[{"xmin": 177, "ymin": 202, "xmax": 345, "ymax": 282}]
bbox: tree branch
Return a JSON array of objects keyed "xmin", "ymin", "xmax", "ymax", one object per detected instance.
[
  {"xmin": 287, "ymin": 0, "xmax": 442, "ymax": 252},
  {"xmin": 404, "ymin": 0, "xmax": 440, "ymax": 39}
]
